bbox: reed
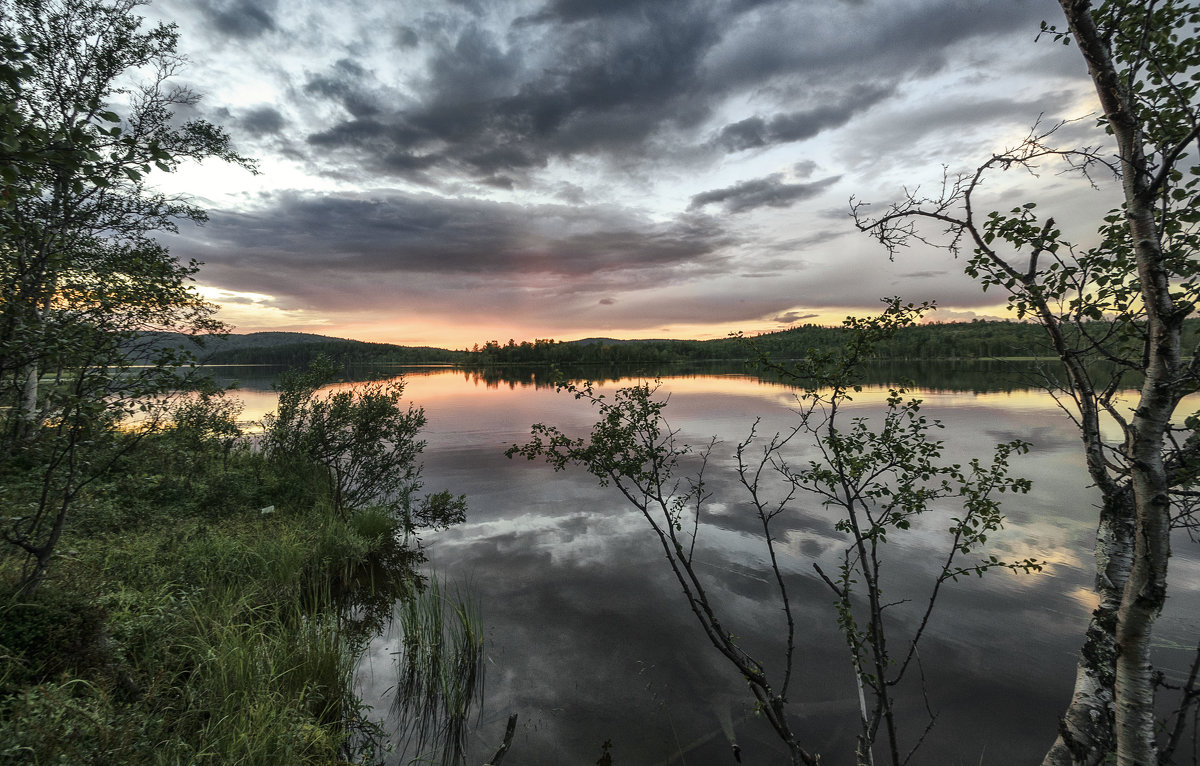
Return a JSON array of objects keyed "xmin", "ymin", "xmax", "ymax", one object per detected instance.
[{"xmin": 391, "ymin": 575, "xmax": 486, "ymax": 765}]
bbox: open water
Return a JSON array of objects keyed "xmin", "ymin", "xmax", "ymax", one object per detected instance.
[{"xmin": 214, "ymin": 362, "xmax": 1200, "ymax": 765}]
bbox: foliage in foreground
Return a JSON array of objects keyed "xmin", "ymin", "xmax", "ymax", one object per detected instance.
[
  {"xmin": 0, "ymin": 0, "xmax": 253, "ymax": 593},
  {"xmin": 263, "ymin": 356, "xmax": 467, "ymax": 531},
  {"xmin": 0, "ymin": 380, "xmax": 457, "ymax": 765}
]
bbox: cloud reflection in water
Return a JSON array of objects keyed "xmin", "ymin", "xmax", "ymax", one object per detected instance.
[{"xmin": 327, "ymin": 368, "xmax": 1198, "ymax": 765}]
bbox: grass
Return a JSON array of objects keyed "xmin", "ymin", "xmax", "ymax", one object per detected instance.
[
  {"xmin": 0, "ymin": 424, "xmax": 422, "ymax": 765},
  {"xmin": 390, "ymin": 575, "xmax": 486, "ymax": 766}
]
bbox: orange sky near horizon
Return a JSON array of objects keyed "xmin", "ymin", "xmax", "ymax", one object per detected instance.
[{"xmin": 204, "ymin": 290, "xmax": 1017, "ymax": 350}]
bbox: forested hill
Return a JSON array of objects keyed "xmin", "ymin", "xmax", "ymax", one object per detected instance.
[
  {"xmin": 466, "ymin": 318, "xmax": 1200, "ymax": 365},
  {"xmin": 142, "ymin": 331, "xmax": 469, "ymax": 366}
]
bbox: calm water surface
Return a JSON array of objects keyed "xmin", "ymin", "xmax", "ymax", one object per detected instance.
[{"xmin": 219, "ymin": 364, "xmax": 1200, "ymax": 765}]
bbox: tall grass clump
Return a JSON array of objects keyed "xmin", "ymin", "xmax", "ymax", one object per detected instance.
[
  {"xmin": 0, "ymin": 509, "xmax": 384, "ymax": 765},
  {"xmin": 173, "ymin": 596, "xmax": 355, "ymax": 763},
  {"xmin": 390, "ymin": 576, "xmax": 486, "ymax": 766}
]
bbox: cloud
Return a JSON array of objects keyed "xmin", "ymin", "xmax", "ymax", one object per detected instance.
[
  {"xmin": 515, "ymin": 0, "xmax": 663, "ymax": 25},
  {"xmin": 902, "ymin": 269, "xmax": 949, "ymax": 279},
  {"xmin": 700, "ymin": 0, "xmax": 1047, "ymax": 98},
  {"xmin": 715, "ymin": 84, "xmax": 895, "ymax": 152},
  {"xmin": 281, "ymin": 0, "xmax": 1031, "ymax": 186},
  {"xmin": 689, "ymin": 174, "xmax": 840, "ymax": 214},
  {"xmin": 194, "ymin": 0, "xmax": 277, "ymax": 39},
  {"xmin": 792, "ymin": 160, "xmax": 818, "ymax": 178},
  {"xmin": 923, "ymin": 308, "xmax": 1008, "ymax": 323},
  {"xmin": 144, "ymin": 0, "xmax": 1099, "ymax": 343},
  {"xmin": 771, "ymin": 311, "xmax": 819, "ymax": 324},
  {"xmin": 172, "ymin": 191, "xmax": 735, "ymax": 314},
  {"xmin": 302, "ymin": 59, "xmax": 382, "ymax": 119},
  {"xmin": 842, "ymin": 90, "xmax": 1089, "ymax": 172},
  {"xmin": 766, "ymin": 229, "xmax": 849, "ymax": 251},
  {"xmin": 238, "ymin": 106, "xmax": 287, "ymax": 136}
]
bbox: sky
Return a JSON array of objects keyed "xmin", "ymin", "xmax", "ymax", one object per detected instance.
[{"xmin": 138, "ymin": 0, "xmax": 1116, "ymax": 349}]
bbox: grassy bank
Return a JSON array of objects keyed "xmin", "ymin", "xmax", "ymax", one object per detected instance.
[{"xmin": 0, "ymin": 407, "xmax": 419, "ymax": 765}]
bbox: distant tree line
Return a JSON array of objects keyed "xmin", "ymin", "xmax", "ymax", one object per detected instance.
[
  {"xmin": 162, "ymin": 318, "xmax": 1199, "ymax": 373},
  {"xmin": 200, "ymin": 339, "xmax": 470, "ymax": 367},
  {"xmin": 464, "ymin": 319, "xmax": 1200, "ymax": 366}
]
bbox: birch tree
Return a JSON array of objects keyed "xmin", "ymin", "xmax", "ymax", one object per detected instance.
[
  {"xmin": 854, "ymin": 2, "xmax": 1200, "ymax": 763},
  {"xmin": 0, "ymin": 0, "xmax": 251, "ymax": 592},
  {"xmin": 0, "ymin": 0, "xmax": 249, "ymax": 433}
]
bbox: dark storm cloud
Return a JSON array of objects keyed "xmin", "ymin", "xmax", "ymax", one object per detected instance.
[
  {"xmin": 701, "ymin": 0, "xmax": 1049, "ymax": 97},
  {"xmin": 307, "ymin": 119, "xmax": 388, "ymax": 148},
  {"xmin": 395, "ymin": 26, "xmax": 420, "ymax": 48},
  {"xmin": 302, "ymin": 59, "xmax": 381, "ymax": 119},
  {"xmin": 716, "ymin": 84, "xmax": 895, "ymax": 152},
  {"xmin": 288, "ymin": 1, "xmax": 1051, "ymax": 185},
  {"xmin": 413, "ymin": 4, "xmax": 718, "ymax": 173},
  {"xmin": 194, "ymin": 0, "xmax": 276, "ymax": 39},
  {"xmin": 238, "ymin": 106, "xmax": 286, "ymax": 136},
  {"xmin": 305, "ymin": 8, "xmax": 705, "ymax": 179},
  {"xmin": 181, "ymin": 191, "xmax": 733, "ymax": 309},
  {"xmin": 689, "ymin": 174, "xmax": 840, "ymax": 214},
  {"xmin": 515, "ymin": 0, "xmax": 666, "ymax": 25}
]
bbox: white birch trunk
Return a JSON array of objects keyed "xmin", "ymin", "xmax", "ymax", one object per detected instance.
[
  {"xmin": 1041, "ymin": 493, "xmax": 1131, "ymax": 766},
  {"xmin": 18, "ymin": 360, "xmax": 39, "ymax": 438},
  {"xmin": 1055, "ymin": 2, "xmax": 1183, "ymax": 763}
]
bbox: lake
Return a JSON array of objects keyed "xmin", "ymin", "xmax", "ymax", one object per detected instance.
[{"xmin": 212, "ymin": 362, "xmax": 1200, "ymax": 765}]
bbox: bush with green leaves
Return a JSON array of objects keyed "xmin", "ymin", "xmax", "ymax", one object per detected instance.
[{"xmin": 263, "ymin": 357, "xmax": 466, "ymax": 531}]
